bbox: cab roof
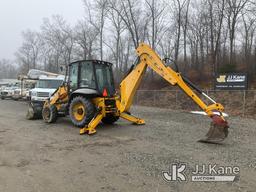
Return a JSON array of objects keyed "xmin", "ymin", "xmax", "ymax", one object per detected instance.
[{"xmin": 69, "ymin": 60, "xmax": 113, "ymax": 67}]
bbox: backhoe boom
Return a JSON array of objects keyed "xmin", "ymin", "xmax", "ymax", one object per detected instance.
[{"xmin": 120, "ymin": 43, "xmax": 229, "ymax": 144}]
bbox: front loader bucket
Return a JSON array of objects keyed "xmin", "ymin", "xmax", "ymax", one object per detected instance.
[
  {"xmin": 26, "ymin": 102, "xmax": 43, "ymax": 120},
  {"xmin": 198, "ymin": 115, "xmax": 229, "ymax": 144}
]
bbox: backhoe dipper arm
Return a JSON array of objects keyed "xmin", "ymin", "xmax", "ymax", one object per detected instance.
[{"xmin": 119, "ymin": 43, "xmax": 229, "ymax": 144}]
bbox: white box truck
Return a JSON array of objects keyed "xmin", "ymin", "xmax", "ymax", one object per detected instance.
[{"xmin": 25, "ymin": 69, "xmax": 65, "ymax": 119}]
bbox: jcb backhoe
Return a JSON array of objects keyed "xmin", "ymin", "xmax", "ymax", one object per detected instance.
[{"xmin": 39, "ymin": 43, "xmax": 229, "ymax": 144}]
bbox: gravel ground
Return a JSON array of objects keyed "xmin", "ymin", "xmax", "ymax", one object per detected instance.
[{"xmin": 0, "ymin": 99, "xmax": 255, "ymax": 192}]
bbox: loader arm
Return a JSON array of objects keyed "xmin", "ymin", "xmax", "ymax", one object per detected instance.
[{"xmin": 119, "ymin": 43, "xmax": 229, "ymax": 144}]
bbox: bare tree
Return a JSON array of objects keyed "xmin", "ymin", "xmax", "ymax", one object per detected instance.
[
  {"xmin": 145, "ymin": 0, "xmax": 166, "ymax": 50},
  {"xmin": 109, "ymin": 0, "xmax": 143, "ymax": 48},
  {"xmin": 40, "ymin": 15, "xmax": 74, "ymax": 72},
  {"xmin": 12, "ymin": 0, "xmax": 256, "ymax": 86},
  {"xmin": 242, "ymin": 11, "xmax": 256, "ymax": 76},
  {"xmin": 144, "ymin": 0, "xmax": 166, "ymax": 80},
  {"xmin": 169, "ymin": 0, "xmax": 189, "ymax": 63},
  {"xmin": 226, "ymin": 0, "xmax": 249, "ymax": 66},
  {"xmin": 105, "ymin": 4, "xmax": 126, "ymax": 75},
  {"xmin": 205, "ymin": 0, "xmax": 225, "ymax": 82},
  {"xmin": 181, "ymin": 0, "xmax": 190, "ymax": 64},
  {"xmin": 83, "ymin": 0, "xmax": 108, "ymax": 60},
  {"xmin": 0, "ymin": 59, "xmax": 18, "ymax": 78},
  {"xmin": 74, "ymin": 19, "xmax": 99, "ymax": 60},
  {"xmin": 15, "ymin": 30, "xmax": 41, "ymax": 72}
]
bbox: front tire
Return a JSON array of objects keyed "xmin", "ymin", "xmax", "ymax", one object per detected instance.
[
  {"xmin": 42, "ymin": 105, "xmax": 58, "ymax": 123},
  {"xmin": 69, "ymin": 96, "xmax": 95, "ymax": 128}
]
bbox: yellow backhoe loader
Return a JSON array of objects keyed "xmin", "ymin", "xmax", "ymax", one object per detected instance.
[{"xmin": 39, "ymin": 43, "xmax": 229, "ymax": 144}]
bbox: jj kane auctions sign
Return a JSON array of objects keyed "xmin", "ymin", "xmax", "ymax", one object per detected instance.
[{"xmin": 215, "ymin": 73, "xmax": 248, "ymax": 90}]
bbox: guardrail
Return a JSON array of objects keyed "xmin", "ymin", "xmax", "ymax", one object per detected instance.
[{"xmin": 133, "ymin": 90, "xmax": 256, "ymax": 118}]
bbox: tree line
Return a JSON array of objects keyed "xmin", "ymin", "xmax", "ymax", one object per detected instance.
[{"xmin": 2, "ymin": 0, "xmax": 256, "ymax": 87}]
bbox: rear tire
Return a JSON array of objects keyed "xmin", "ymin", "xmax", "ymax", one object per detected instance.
[
  {"xmin": 69, "ymin": 96, "xmax": 95, "ymax": 128},
  {"xmin": 102, "ymin": 115, "xmax": 119, "ymax": 124},
  {"xmin": 42, "ymin": 105, "xmax": 58, "ymax": 123}
]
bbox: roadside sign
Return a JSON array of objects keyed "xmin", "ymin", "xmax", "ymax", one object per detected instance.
[{"xmin": 215, "ymin": 73, "xmax": 248, "ymax": 90}]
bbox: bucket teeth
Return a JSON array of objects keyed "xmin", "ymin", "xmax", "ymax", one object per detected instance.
[{"xmin": 198, "ymin": 115, "xmax": 229, "ymax": 144}]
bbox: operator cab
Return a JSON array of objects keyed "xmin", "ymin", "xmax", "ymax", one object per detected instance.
[{"xmin": 68, "ymin": 60, "xmax": 115, "ymax": 97}]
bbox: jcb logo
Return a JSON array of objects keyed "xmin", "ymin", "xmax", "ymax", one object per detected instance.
[
  {"xmin": 217, "ymin": 75, "xmax": 226, "ymax": 83},
  {"xmin": 163, "ymin": 164, "xmax": 186, "ymax": 182}
]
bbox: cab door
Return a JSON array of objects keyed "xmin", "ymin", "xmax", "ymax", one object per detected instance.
[{"xmin": 69, "ymin": 62, "xmax": 79, "ymax": 91}]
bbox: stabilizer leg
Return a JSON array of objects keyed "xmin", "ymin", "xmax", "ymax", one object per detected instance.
[
  {"xmin": 120, "ymin": 112, "xmax": 145, "ymax": 125},
  {"xmin": 80, "ymin": 113, "xmax": 104, "ymax": 135}
]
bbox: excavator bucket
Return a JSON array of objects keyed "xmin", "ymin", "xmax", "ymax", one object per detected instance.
[{"xmin": 198, "ymin": 115, "xmax": 229, "ymax": 144}]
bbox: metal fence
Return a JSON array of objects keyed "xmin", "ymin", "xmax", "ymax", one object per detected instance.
[{"xmin": 133, "ymin": 90, "xmax": 256, "ymax": 118}]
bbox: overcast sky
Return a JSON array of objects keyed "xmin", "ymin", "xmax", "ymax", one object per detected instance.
[{"xmin": 0, "ymin": 0, "xmax": 84, "ymax": 60}]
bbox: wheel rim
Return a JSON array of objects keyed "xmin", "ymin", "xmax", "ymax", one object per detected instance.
[{"xmin": 72, "ymin": 102, "xmax": 86, "ymax": 121}]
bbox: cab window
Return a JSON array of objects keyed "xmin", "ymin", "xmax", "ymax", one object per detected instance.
[
  {"xmin": 69, "ymin": 63, "xmax": 78, "ymax": 90},
  {"xmin": 79, "ymin": 61, "xmax": 96, "ymax": 89}
]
